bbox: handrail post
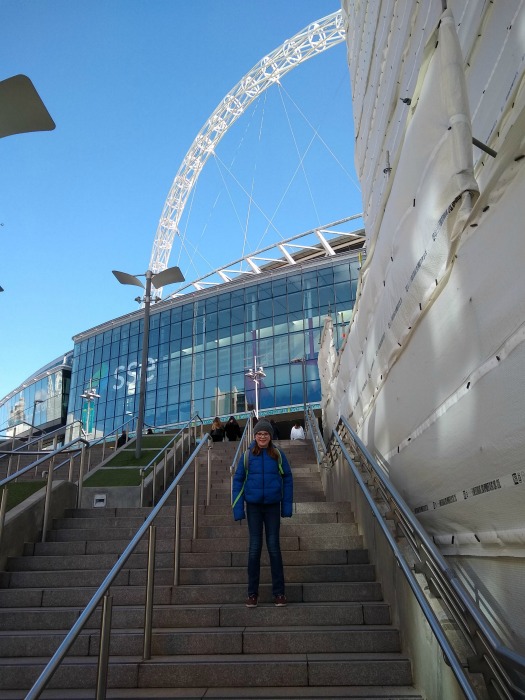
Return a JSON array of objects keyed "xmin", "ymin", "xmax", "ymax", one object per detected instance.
[
  {"xmin": 192, "ymin": 455, "xmax": 199, "ymax": 540},
  {"xmin": 143, "ymin": 525, "xmax": 156, "ymax": 660},
  {"xmin": 6, "ymin": 450, "xmax": 14, "ymax": 480},
  {"xmin": 206, "ymin": 439, "xmax": 212, "ymax": 507},
  {"xmin": 51, "ymin": 436, "xmax": 58, "ymax": 470},
  {"xmin": 152, "ymin": 458, "xmax": 157, "ymax": 507},
  {"xmin": 95, "ymin": 590, "xmax": 113, "ymax": 700},
  {"xmin": 7, "ymin": 432, "xmax": 15, "ymax": 475},
  {"xmin": 140, "ymin": 469, "xmax": 145, "ymax": 507},
  {"xmin": 0, "ymin": 487, "xmax": 8, "ymax": 550},
  {"xmin": 68, "ymin": 453, "xmax": 74, "ymax": 482},
  {"xmin": 41, "ymin": 463, "xmax": 55, "ymax": 543},
  {"xmin": 173, "ymin": 485, "xmax": 182, "ymax": 586},
  {"xmin": 163, "ymin": 452, "xmax": 168, "ymax": 492},
  {"xmin": 77, "ymin": 444, "xmax": 87, "ymax": 509}
]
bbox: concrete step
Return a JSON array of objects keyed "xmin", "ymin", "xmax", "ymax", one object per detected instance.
[
  {"xmin": 1, "ymin": 562, "xmax": 376, "ymax": 589},
  {"xmin": 23, "ymin": 533, "xmax": 363, "ymax": 557},
  {"xmin": 9, "ymin": 548, "xmax": 367, "ymax": 572},
  {"xmin": 0, "ymin": 581, "xmax": 384, "ymax": 608},
  {"xmin": 41, "ymin": 522, "xmax": 359, "ymax": 543},
  {"xmin": 195, "ymin": 522, "xmax": 360, "ymax": 538},
  {"xmin": 0, "ymin": 439, "xmax": 421, "ymax": 698},
  {"xmin": 0, "ymin": 653, "xmax": 414, "ymax": 691},
  {"xmin": 0, "ymin": 625, "xmax": 402, "ymax": 658},
  {"xmin": 0, "ymin": 685, "xmax": 424, "ymax": 699},
  {"xmin": 50, "ymin": 510, "xmax": 354, "ymax": 531},
  {"xmin": 63, "ymin": 501, "xmax": 353, "ymax": 519},
  {"xmin": 0, "ymin": 687, "xmax": 424, "ymax": 699},
  {"xmin": 0, "ymin": 601, "xmax": 391, "ymax": 631}
]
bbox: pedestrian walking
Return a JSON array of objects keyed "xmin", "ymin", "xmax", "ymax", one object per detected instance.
[{"xmin": 290, "ymin": 422, "xmax": 305, "ymax": 440}]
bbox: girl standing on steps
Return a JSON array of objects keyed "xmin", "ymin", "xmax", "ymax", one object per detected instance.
[{"xmin": 231, "ymin": 419, "xmax": 293, "ymax": 608}]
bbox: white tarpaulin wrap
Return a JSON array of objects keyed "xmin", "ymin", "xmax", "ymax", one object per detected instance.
[
  {"xmin": 318, "ymin": 316, "xmax": 338, "ymax": 434},
  {"xmin": 325, "ymin": 2, "xmax": 525, "ymax": 554},
  {"xmin": 334, "ymin": 0, "xmax": 525, "ymax": 652},
  {"xmin": 340, "ymin": 10, "xmax": 478, "ymax": 430}
]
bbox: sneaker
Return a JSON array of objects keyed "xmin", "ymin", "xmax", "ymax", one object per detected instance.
[
  {"xmin": 274, "ymin": 594, "xmax": 287, "ymax": 607},
  {"xmin": 245, "ymin": 594, "xmax": 258, "ymax": 608}
]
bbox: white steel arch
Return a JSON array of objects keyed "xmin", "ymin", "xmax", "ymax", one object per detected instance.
[{"xmin": 149, "ymin": 10, "xmax": 345, "ymax": 293}]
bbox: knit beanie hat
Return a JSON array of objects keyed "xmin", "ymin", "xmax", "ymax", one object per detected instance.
[{"xmin": 253, "ymin": 419, "xmax": 274, "ymax": 438}]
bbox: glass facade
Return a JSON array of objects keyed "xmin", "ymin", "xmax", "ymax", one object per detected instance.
[
  {"xmin": 69, "ymin": 254, "xmax": 361, "ymax": 435},
  {"xmin": 0, "ymin": 354, "xmax": 72, "ymax": 437}
]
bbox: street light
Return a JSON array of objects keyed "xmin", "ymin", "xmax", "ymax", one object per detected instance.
[
  {"xmin": 291, "ymin": 356, "xmax": 307, "ymax": 421},
  {"xmin": 113, "ymin": 266, "xmax": 185, "ymax": 458},
  {"xmin": 0, "ymin": 74, "xmax": 55, "ymax": 139},
  {"xmin": 80, "ymin": 380, "xmax": 100, "ymax": 437},
  {"xmin": 0, "ymin": 75, "xmax": 55, "ymax": 293},
  {"xmin": 245, "ymin": 356, "xmax": 266, "ymax": 418}
]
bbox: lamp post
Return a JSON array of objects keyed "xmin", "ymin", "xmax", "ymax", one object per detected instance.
[
  {"xmin": 80, "ymin": 380, "xmax": 100, "ymax": 437},
  {"xmin": 291, "ymin": 356, "xmax": 307, "ymax": 421},
  {"xmin": 113, "ymin": 266, "xmax": 184, "ymax": 459},
  {"xmin": 245, "ymin": 356, "xmax": 266, "ymax": 418}
]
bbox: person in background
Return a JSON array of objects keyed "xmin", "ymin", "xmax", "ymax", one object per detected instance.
[
  {"xmin": 290, "ymin": 422, "xmax": 305, "ymax": 440},
  {"xmin": 232, "ymin": 419, "xmax": 293, "ymax": 608},
  {"xmin": 269, "ymin": 419, "xmax": 280, "ymax": 440},
  {"xmin": 210, "ymin": 416, "xmax": 225, "ymax": 442},
  {"xmin": 224, "ymin": 416, "xmax": 242, "ymax": 441},
  {"xmin": 116, "ymin": 430, "xmax": 128, "ymax": 448}
]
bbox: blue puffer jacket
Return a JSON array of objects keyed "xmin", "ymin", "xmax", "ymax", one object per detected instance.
[{"xmin": 232, "ymin": 442, "xmax": 293, "ymax": 521}]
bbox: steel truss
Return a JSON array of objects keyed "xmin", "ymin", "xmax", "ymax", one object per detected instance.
[{"xmin": 149, "ymin": 10, "xmax": 346, "ymax": 294}]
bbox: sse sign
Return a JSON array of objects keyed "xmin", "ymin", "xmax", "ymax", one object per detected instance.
[{"xmin": 113, "ymin": 358, "xmax": 157, "ymax": 391}]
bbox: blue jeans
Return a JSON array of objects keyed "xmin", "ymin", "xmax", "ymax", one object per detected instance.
[{"xmin": 246, "ymin": 501, "xmax": 285, "ymax": 597}]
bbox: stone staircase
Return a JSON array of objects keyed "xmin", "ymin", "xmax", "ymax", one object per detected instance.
[{"xmin": 0, "ymin": 439, "xmax": 423, "ymax": 699}]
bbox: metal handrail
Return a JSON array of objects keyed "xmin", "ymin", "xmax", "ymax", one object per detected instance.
[
  {"xmin": 139, "ymin": 434, "xmax": 179, "ymax": 506},
  {"xmin": 229, "ymin": 412, "xmax": 256, "ymax": 491},
  {"xmin": 332, "ymin": 428, "xmax": 477, "ymax": 699},
  {"xmin": 137, "ymin": 415, "xmax": 201, "ymax": 507},
  {"xmin": 335, "ymin": 415, "xmax": 525, "ymax": 699},
  {"xmin": 25, "ymin": 432, "xmax": 212, "ymax": 700},
  {"xmin": 0, "ymin": 437, "xmax": 89, "ymax": 490},
  {"xmin": 0, "ymin": 419, "xmax": 84, "ymax": 473},
  {"xmin": 304, "ymin": 405, "xmax": 326, "ymax": 467},
  {"xmin": 0, "ymin": 436, "xmax": 89, "ymax": 548},
  {"xmin": 1, "ymin": 419, "xmax": 136, "ymax": 533},
  {"xmin": 79, "ymin": 415, "xmax": 136, "ymax": 470}
]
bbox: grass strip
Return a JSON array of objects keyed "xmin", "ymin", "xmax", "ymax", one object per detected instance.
[
  {"xmin": 139, "ymin": 435, "xmax": 175, "ymax": 448},
  {"xmin": 5, "ymin": 482, "xmax": 46, "ymax": 511},
  {"xmin": 104, "ymin": 450, "xmax": 166, "ymax": 468},
  {"xmin": 83, "ymin": 468, "xmax": 149, "ymax": 487}
]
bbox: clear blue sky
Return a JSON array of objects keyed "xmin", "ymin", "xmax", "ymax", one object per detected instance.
[{"xmin": 0, "ymin": 0, "xmax": 362, "ymax": 399}]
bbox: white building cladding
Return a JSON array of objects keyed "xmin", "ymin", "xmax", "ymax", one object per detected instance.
[
  {"xmin": 320, "ymin": 1, "xmax": 525, "ymax": 651},
  {"xmin": 69, "ymin": 247, "xmax": 362, "ymax": 435}
]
